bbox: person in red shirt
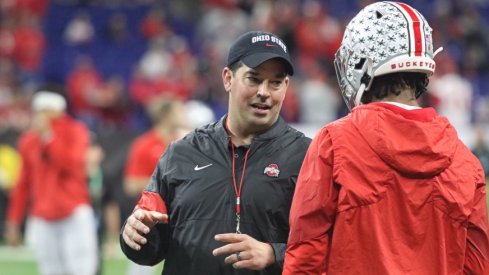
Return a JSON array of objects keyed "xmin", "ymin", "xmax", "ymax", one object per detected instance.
[
  {"xmin": 13, "ymin": 13, "xmax": 45, "ymax": 73},
  {"xmin": 14, "ymin": 0, "xmax": 48, "ymax": 19},
  {"xmin": 284, "ymin": 2, "xmax": 489, "ymax": 274},
  {"xmin": 66, "ymin": 55, "xmax": 104, "ymax": 126},
  {"xmin": 124, "ymin": 98, "xmax": 188, "ymax": 198},
  {"xmin": 4, "ymin": 91, "xmax": 98, "ymax": 275},
  {"xmin": 139, "ymin": 8, "xmax": 168, "ymax": 40}
]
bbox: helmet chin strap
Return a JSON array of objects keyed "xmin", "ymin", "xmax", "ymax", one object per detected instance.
[
  {"xmin": 354, "ymin": 58, "xmax": 374, "ymax": 107},
  {"xmin": 434, "ymin": 47, "xmax": 444, "ymax": 57},
  {"xmin": 355, "ymin": 83, "xmax": 367, "ymax": 107}
]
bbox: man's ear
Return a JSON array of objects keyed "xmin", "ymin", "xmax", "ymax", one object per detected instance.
[
  {"xmin": 284, "ymin": 76, "xmax": 290, "ymax": 90},
  {"xmin": 222, "ymin": 67, "xmax": 233, "ymax": 93}
]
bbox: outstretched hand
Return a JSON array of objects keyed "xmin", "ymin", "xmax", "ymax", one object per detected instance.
[
  {"xmin": 212, "ymin": 233, "xmax": 275, "ymax": 270},
  {"xmin": 121, "ymin": 209, "xmax": 168, "ymax": 251}
]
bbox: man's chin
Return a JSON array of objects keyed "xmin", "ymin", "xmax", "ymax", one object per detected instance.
[{"xmin": 249, "ymin": 116, "xmax": 277, "ymax": 130}]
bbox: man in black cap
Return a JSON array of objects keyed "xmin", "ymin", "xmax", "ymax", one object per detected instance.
[{"xmin": 120, "ymin": 31, "xmax": 311, "ymax": 274}]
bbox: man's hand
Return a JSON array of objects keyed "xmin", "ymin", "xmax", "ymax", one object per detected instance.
[
  {"xmin": 32, "ymin": 111, "xmax": 52, "ymax": 138},
  {"xmin": 4, "ymin": 222, "xmax": 21, "ymax": 246},
  {"xmin": 121, "ymin": 209, "xmax": 168, "ymax": 251},
  {"xmin": 212, "ymin": 233, "xmax": 275, "ymax": 270}
]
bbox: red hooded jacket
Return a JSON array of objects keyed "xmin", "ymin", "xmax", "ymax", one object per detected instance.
[
  {"xmin": 7, "ymin": 115, "xmax": 91, "ymax": 224},
  {"xmin": 284, "ymin": 103, "xmax": 489, "ymax": 274}
]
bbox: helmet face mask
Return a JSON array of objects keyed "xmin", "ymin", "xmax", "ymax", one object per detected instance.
[{"xmin": 334, "ymin": 1, "xmax": 440, "ymax": 110}]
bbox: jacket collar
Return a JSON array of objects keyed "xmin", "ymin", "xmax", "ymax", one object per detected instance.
[{"xmin": 215, "ymin": 115, "xmax": 288, "ymax": 147}]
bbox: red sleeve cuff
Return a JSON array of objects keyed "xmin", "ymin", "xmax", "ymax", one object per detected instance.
[{"xmin": 134, "ymin": 191, "xmax": 167, "ymax": 214}]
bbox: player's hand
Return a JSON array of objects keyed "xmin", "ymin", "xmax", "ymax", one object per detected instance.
[
  {"xmin": 121, "ymin": 209, "xmax": 168, "ymax": 251},
  {"xmin": 31, "ymin": 111, "xmax": 52, "ymax": 140},
  {"xmin": 212, "ymin": 233, "xmax": 275, "ymax": 270},
  {"xmin": 4, "ymin": 222, "xmax": 22, "ymax": 246}
]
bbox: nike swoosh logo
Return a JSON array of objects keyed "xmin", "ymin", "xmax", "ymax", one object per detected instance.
[
  {"xmin": 194, "ymin": 164, "xmax": 213, "ymax": 171},
  {"xmin": 265, "ymin": 43, "xmax": 275, "ymax": 47}
]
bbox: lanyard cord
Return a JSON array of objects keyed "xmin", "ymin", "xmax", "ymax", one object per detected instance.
[{"xmin": 231, "ymin": 143, "xmax": 250, "ymax": 215}]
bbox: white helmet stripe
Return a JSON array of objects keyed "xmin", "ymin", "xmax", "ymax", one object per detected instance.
[{"xmin": 391, "ymin": 2, "xmax": 425, "ymax": 57}]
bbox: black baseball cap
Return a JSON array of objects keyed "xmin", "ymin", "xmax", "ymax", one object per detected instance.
[{"xmin": 227, "ymin": 31, "xmax": 294, "ymax": 76}]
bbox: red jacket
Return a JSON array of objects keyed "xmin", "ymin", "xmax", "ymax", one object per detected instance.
[
  {"xmin": 7, "ymin": 115, "xmax": 91, "ymax": 224},
  {"xmin": 284, "ymin": 103, "xmax": 489, "ymax": 274}
]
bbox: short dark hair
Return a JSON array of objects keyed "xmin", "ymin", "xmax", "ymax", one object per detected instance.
[
  {"xmin": 361, "ymin": 72, "xmax": 429, "ymax": 104},
  {"xmin": 228, "ymin": 60, "xmax": 245, "ymax": 75}
]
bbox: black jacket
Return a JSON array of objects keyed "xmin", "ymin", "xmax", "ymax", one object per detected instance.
[{"xmin": 121, "ymin": 116, "xmax": 311, "ymax": 274}]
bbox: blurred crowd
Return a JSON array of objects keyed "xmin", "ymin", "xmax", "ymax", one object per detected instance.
[{"xmin": 1, "ymin": 0, "xmax": 489, "ymax": 267}]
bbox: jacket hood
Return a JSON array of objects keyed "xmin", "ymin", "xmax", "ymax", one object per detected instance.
[{"xmin": 352, "ymin": 103, "xmax": 458, "ymax": 177}]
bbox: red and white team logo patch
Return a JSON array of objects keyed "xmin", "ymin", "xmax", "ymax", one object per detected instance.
[{"xmin": 264, "ymin": 164, "xmax": 280, "ymax": 177}]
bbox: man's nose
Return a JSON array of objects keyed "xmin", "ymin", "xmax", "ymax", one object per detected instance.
[{"xmin": 256, "ymin": 80, "xmax": 271, "ymax": 98}]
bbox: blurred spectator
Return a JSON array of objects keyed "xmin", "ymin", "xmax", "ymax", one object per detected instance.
[
  {"xmin": 64, "ymin": 10, "xmax": 95, "ymax": 46},
  {"xmin": 0, "ymin": 143, "xmax": 21, "ymax": 239},
  {"xmin": 4, "ymin": 91, "xmax": 98, "ymax": 275},
  {"xmin": 0, "ymin": 60, "xmax": 17, "ymax": 112},
  {"xmin": 298, "ymin": 61, "xmax": 340, "ymax": 126},
  {"xmin": 473, "ymin": 95, "xmax": 489, "ymax": 126},
  {"xmin": 191, "ymin": 40, "xmax": 228, "ymax": 115},
  {"xmin": 472, "ymin": 127, "xmax": 489, "ymax": 180},
  {"xmin": 280, "ymin": 83, "xmax": 300, "ymax": 123},
  {"xmin": 106, "ymin": 12, "xmax": 128, "ymax": 43},
  {"xmin": 86, "ymin": 131, "xmax": 105, "ymax": 275},
  {"xmin": 93, "ymin": 74, "xmax": 133, "ymax": 129},
  {"xmin": 129, "ymin": 35, "xmax": 193, "ymax": 113},
  {"xmin": 137, "ymin": 37, "xmax": 171, "ymax": 81},
  {"xmin": 0, "ymin": 144, "xmax": 21, "ymax": 191},
  {"xmin": 428, "ymin": 52, "xmax": 474, "ymax": 146},
  {"xmin": 454, "ymin": 4, "xmax": 489, "ymax": 73},
  {"xmin": 183, "ymin": 99, "xmax": 215, "ymax": 129},
  {"xmin": 0, "ymin": 59, "xmax": 31, "ymax": 132},
  {"xmin": 13, "ymin": 0, "xmax": 49, "ymax": 19},
  {"xmin": 66, "ymin": 54, "xmax": 104, "ymax": 128},
  {"xmin": 165, "ymin": 0, "xmax": 202, "ymax": 25},
  {"xmin": 250, "ymin": 0, "xmax": 299, "ymax": 55},
  {"xmin": 86, "ymin": 132, "xmax": 105, "ymax": 220},
  {"xmin": 13, "ymin": 11, "xmax": 46, "ymax": 91},
  {"xmin": 294, "ymin": 0, "xmax": 342, "ymax": 67},
  {"xmin": 0, "ymin": 15, "xmax": 16, "ymax": 59},
  {"xmin": 197, "ymin": 0, "xmax": 249, "ymax": 62},
  {"xmin": 140, "ymin": 8, "xmax": 168, "ymax": 40},
  {"xmin": 166, "ymin": 36, "xmax": 198, "ymax": 98},
  {"xmin": 471, "ymin": 126, "xmax": 489, "ymax": 215},
  {"xmin": 98, "ymin": 128, "xmax": 137, "ymax": 261}
]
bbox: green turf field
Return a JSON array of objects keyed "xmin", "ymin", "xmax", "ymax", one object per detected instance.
[{"xmin": 0, "ymin": 245, "xmax": 164, "ymax": 275}]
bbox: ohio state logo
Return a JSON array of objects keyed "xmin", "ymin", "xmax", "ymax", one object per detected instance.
[{"xmin": 264, "ymin": 164, "xmax": 280, "ymax": 177}]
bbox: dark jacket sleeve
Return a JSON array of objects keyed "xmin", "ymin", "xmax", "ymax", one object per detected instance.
[
  {"xmin": 264, "ymin": 242, "xmax": 286, "ymax": 272},
  {"xmin": 120, "ymin": 222, "xmax": 171, "ymax": 266},
  {"xmin": 120, "ymin": 148, "xmax": 174, "ymax": 266}
]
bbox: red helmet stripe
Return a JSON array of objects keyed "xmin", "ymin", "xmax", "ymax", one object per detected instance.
[{"xmin": 396, "ymin": 2, "xmax": 424, "ymax": 56}]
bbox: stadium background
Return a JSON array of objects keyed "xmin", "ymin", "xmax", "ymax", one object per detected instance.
[{"xmin": 0, "ymin": 0, "xmax": 488, "ymax": 274}]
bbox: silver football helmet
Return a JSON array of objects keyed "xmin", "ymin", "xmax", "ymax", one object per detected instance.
[{"xmin": 334, "ymin": 1, "xmax": 443, "ymax": 110}]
